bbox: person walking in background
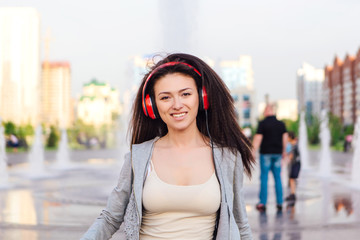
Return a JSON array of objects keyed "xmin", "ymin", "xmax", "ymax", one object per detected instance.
[
  {"xmin": 9, "ymin": 134, "xmax": 19, "ymax": 152},
  {"xmin": 243, "ymin": 126, "xmax": 253, "ymax": 141},
  {"xmin": 252, "ymin": 104, "xmax": 288, "ymax": 212},
  {"xmin": 285, "ymin": 131, "xmax": 301, "ymax": 203}
]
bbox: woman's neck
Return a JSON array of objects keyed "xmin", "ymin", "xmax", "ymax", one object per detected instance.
[{"xmin": 160, "ymin": 128, "xmax": 207, "ymax": 148}]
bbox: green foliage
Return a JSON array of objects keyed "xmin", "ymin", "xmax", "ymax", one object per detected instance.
[
  {"xmin": 306, "ymin": 114, "xmax": 320, "ymax": 145},
  {"xmin": 1, "ymin": 118, "xmax": 117, "ymax": 150},
  {"xmin": 67, "ymin": 119, "xmax": 98, "ymax": 148},
  {"xmin": 47, "ymin": 126, "xmax": 59, "ymax": 148},
  {"xmin": 332, "ymin": 141, "xmax": 344, "ymax": 151},
  {"xmin": 343, "ymin": 124, "xmax": 354, "ymax": 136},
  {"xmin": 283, "ymin": 118, "xmax": 299, "ymax": 137},
  {"xmin": 4, "ymin": 121, "xmax": 16, "ymax": 135},
  {"xmin": 17, "ymin": 124, "xmax": 34, "ymax": 138},
  {"xmin": 328, "ymin": 113, "xmax": 343, "ymax": 146}
]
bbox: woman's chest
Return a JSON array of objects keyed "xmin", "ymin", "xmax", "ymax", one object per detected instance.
[{"xmin": 151, "ymin": 147, "xmax": 215, "ymax": 186}]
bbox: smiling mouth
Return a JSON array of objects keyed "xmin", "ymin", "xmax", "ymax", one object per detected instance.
[{"xmin": 171, "ymin": 112, "xmax": 186, "ymax": 118}]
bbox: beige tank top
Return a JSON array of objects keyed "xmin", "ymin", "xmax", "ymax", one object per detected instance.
[{"xmin": 140, "ymin": 161, "xmax": 221, "ymax": 240}]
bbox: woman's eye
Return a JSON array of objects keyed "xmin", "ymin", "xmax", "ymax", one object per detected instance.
[
  {"xmin": 183, "ymin": 92, "xmax": 191, "ymax": 96},
  {"xmin": 160, "ymin": 96, "xmax": 169, "ymax": 100}
]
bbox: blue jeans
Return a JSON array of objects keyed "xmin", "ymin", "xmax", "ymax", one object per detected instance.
[{"xmin": 259, "ymin": 154, "xmax": 283, "ymax": 205}]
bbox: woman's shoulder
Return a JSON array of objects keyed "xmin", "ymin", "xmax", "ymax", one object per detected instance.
[
  {"xmin": 214, "ymin": 144, "xmax": 240, "ymax": 163},
  {"xmin": 132, "ymin": 137, "xmax": 159, "ymax": 149}
]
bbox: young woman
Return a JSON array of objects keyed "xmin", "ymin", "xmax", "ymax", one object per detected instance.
[{"xmin": 81, "ymin": 53, "xmax": 255, "ymax": 240}]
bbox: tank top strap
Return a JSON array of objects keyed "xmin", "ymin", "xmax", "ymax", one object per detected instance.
[
  {"xmin": 145, "ymin": 160, "xmax": 154, "ymax": 179},
  {"xmin": 150, "ymin": 160, "xmax": 155, "ymax": 171}
]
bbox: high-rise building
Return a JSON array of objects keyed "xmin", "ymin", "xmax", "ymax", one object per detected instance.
[
  {"xmin": 355, "ymin": 50, "xmax": 360, "ymax": 119},
  {"xmin": 220, "ymin": 56, "xmax": 254, "ymax": 90},
  {"xmin": 324, "ymin": 51, "xmax": 359, "ymax": 125},
  {"xmin": 220, "ymin": 56, "xmax": 256, "ymax": 127},
  {"xmin": 77, "ymin": 79, "xmax": 120, "ymax": 127},
  {"xmin": 132, "ymin": 55, "xmax": 153, "ymax": 87},
  {"xmin": 296, "ymin": 62, "xmax": 324, "ymax": 116},
  {"xmin": 231, "ymin": 88, "xmax": 256, "ymax": 127},
  {"xmin": 323, "ymin": 65, "xmax": 333, "ymax": 114},
  {"xmin": 41, "ymin": 62, "xmax": 72, "ymax": 128},
  {"xmin": 258, "ymin": 99, "xmax": 298, "ymax": 121},
  {"xmin": 0, "ymin": 7, "xmax": 40, "ymax": 125},
  {"xmin": 331, "ymin": 57, "xmax": 344, "ymax": 122},
  {"xmin": 342, "ymin": 55, "xmax": 356, "ymax": 125}
]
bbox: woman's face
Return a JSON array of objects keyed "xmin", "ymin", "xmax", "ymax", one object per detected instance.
[{"xmin": 153, "ymin": 73, "xmax": 199, "ymax": 133}]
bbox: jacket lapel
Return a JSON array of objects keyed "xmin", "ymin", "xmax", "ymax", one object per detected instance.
[
  {"xmin": 131, "ymin": 138, "xmax": 158, "ymax": 220},
  {"xmin": 213, "ymin": 146, "xmax": 227, "ymax": 201}
]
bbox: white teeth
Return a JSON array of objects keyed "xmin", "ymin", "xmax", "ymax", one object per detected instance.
[{"xmin": 173, "ymin": 113, "xmax": 185, "ymax": 118}]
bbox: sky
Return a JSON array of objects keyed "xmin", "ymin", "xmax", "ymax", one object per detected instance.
[{"xmin": 2, "ymin": 0, "xmax": 360, "ymax": 104}]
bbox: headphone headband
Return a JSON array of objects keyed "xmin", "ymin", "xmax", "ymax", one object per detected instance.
[{"xmin": 142, "ymin": 62, "xmax": 202, "ymax": 117}]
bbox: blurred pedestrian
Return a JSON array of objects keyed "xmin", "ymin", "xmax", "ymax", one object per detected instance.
[
  {"xmin": 243, "ymin": 126, "xmax": 252, "ymax": 141},
  {"xmin": 343, "ymin": 134, "xmax": 352, "ymax": 152},
  {"xmin": 81, "ymin": 53, "xmax": 255, "ymax": 240},
  {"xmin": 285, "ymin": 131, "xmax": 301, "ymax": 202},
  {"xmin": 9, "ymin": 134, "xmax": 19, "ymax": 152},
  {"xmin": 253, "ymin": 104, "xmax": 288, "ymax": 212}
]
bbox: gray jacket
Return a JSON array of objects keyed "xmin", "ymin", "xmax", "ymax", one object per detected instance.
[{"xmin": 81, "ymin": 138, "xmax": 253, "ymax": 240}]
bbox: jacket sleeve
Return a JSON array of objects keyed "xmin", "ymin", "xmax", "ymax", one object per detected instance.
[
  {"xmin": 233, "ymin": 153, "xmax": 253, "ymax": 240},
  {"xmin": 81, "ymin": 152, "xmax": 133, "ymax": 240}
]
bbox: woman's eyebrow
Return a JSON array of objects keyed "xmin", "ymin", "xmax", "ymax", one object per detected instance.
[{"xmin": 157, "ymin": 87, "xmax": 193, "ymax": 96}]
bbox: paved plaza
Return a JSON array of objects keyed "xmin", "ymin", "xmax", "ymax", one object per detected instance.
[{"xmin": 0, "ymin": 149, "xmax": 360, "ymax": 240}]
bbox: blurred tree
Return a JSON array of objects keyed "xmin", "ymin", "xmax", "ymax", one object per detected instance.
[
  {"xmin": 68, "ymin": 119, "xmax": 96, "ymax": 148},
  {"xmin": 47, "ymin": 126, "xmax": 59, "ymax": 148},
  {"xmin": 328, "ymin": 113, "xmax": 343, "ymax": 146},
  {"xmin": 4, "ymin": 121, "xmax": 16, "ymax": 135},
  {"xmin": 343, "ymin": 124, "xmax": 354, "ymax": 136},
  {"xmin": 283, "ymin": 118, "xmax": 299, "ymax": 137},
  {"xmin": 16, "ymin": 124, "xmax": 34, "ymax": 149},
  {"xmin": 22, "ymin": 123, "xmax": 34, "ymax": 136},
  {"xmin": 307, "ymin": 114, "xmax": 320, "ymax": 145}
]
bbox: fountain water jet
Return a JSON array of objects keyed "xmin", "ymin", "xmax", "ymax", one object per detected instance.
[
  {"xmin": 0, "ymin": 117, "xmax": 10, "ymax": 188},
  {"xmin": 26, "ymin": 125, "xmax": 50, "ymax": 178},
  {"xmin": 299, "ymin": 111, "xmax": 310, "ymax": 170},
  {"xmin": 351, "ymin": 117, "xmax": 360, "ymax": 187},
  {"xmin": 116, "ymin": 90, "xmax": 132, "ymax": 167},
  {"xmin": 116, "ymin": 119, "xmax": 127, "ymax": 167},
  {"xmin": 318, "ymin": 110, "xmax": 332, "ymax": 178},
  {"xmin": 53, "ymin": 128, "xmax": 75, "ymax": 169}
]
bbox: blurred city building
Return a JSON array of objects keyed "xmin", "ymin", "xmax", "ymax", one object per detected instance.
[
  {"xmin": 342, "ymin": 55, "xmax": 356, "ymax": 125},
  {"xmin": 323, "ymin": 65, "xmax": 333, "ymax": 116},
  {"xmin": 296, "ymin": 62, "xmax": 324, "ymax": 117},
  {"xmin": 220, "ymin": 56, "xmax": 256, "ymax": 127},
  {"xmin": 131, "ymin": 55, "xmax": 152, "ymax": 87},
  {"xmin": 220, "ymin": 55, "xmax": 254, "ymax": 90},
  {"xmin": 77, "ymin": 79, "xmax": 120, "ymax": 127},
  {"xmin": 356, "ymin": 50, "xmax": 360, "ymax": 118},
  {"xmin": 258, "ymin": 99, "xmax": 298, "ymax": 121},
  {"xmin": 0, "ymin": 7, "xmax": 40, "ymax": 125},
  {"xmin": 130, "ymin": 54, "xmax": 216, "ymax": 87},
  {"xmin": 41, "ymin": 62, "xmax": 73, "ymax": 128},
  {"xmin": 324, "ymin": 49, "xmax": 359, "ymax": 125}
]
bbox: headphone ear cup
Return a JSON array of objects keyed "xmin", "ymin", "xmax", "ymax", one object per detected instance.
[
  {"xmin": 198, "ymin": 87, "xmax": 204, "ymax": 111},
  {"xmin": 145, "ymin": 94, "xmax": 157, "ymax": 119},
  {"xmin": 150, "ymin": 95, "xmax": 159, "ymax": 119},
  {"xmin": 200, "ymin": 86, "xmax": 209, "ymax": 110}
]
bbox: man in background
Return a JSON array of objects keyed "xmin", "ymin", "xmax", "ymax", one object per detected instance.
[{"xmin": 253, "ymin": 103, "xmax": 288, "ymax": 212}]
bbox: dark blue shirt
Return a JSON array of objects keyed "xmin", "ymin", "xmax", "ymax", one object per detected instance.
[{"xmin": 256, "ymin": 116, "xmax": 287, "ymax": 154}]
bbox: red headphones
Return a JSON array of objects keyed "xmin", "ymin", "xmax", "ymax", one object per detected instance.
[{"xmin": 142, "ymin": 62, "xmax": 209, "ymax": 119}]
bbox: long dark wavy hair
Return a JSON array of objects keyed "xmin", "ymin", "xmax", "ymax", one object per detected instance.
[{"xmin": 129, "ymin": 53, "xmax": 254, "ymax": 177}]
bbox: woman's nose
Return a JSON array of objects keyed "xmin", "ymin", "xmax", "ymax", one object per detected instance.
[{"xmin": 172, "ymin": 97, "xmax": 183, "ymax": 110}]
